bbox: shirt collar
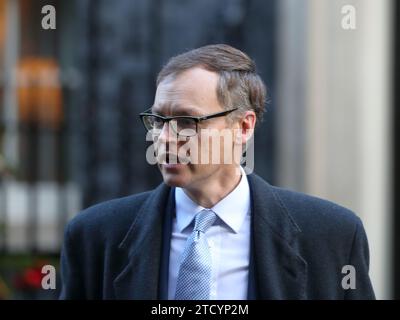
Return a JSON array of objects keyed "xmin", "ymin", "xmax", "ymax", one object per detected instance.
[{"xmin": 175, "ymin": 166, "xmax": 250, "ymax": 233}]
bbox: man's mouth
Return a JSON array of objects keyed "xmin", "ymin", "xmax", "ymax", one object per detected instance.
[{"xmin": 157, "ymin": 153, "xmax": 188, "ymax": 165}]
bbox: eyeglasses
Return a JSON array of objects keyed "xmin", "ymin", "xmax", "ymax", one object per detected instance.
[{"xmin": 139, "ymin": 107, "xmax": 238, "ymax": 137}]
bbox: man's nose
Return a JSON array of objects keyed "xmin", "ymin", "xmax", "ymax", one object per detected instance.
[{"xmin": 157, "ymin": 121, "xmax": 175, "ymax": 143}]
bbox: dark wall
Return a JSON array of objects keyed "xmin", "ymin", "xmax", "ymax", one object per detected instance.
[{"xmin": 70, "ymin": 0, "xmax": 276, "ymax": 207}]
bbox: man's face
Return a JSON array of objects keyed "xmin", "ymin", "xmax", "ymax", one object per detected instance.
[{"xmin": 151, "ymin": 67, "xmax": 240, "ymax": 189}]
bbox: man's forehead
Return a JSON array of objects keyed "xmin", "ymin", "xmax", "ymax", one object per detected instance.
[
  {"xmin": 151, "ymin": 102, "xmax": 203, "ymax": 116},
  {"xmin": 156, "ymin": 67, "xmax": 218, "ymax": 96},
  {"xmin": 153, "ymin": 68, "xmax": 221, "ymax": 115}
]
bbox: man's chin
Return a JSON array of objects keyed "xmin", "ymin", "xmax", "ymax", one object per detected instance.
[
  {"xmin": 161, "ymin": 174, "xmax": 188, "ymax": 188},
  {"xmin": 159, "ymin": 163, "xmax": 189, "ymax": 187}
]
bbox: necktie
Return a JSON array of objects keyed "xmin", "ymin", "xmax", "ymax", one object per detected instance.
[{"xmin": 175, "ymin": 209, "xmax": 217, "ymax": 300}]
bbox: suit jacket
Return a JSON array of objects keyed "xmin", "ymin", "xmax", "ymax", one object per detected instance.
[{"xmin": 59, "ymin": 173, "xmax": 375, "ymax": 299}]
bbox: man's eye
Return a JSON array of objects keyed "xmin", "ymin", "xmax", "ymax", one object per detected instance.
[
  {"xmin": 153, "ymin": 118, "xmax": 164, "ymax": 127},
  {"xmin": 177, "ymin": 118, "xmax": 196, "ymax": 128}
]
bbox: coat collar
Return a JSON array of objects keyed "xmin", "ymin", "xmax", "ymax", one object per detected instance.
[
  {"xmin": 113, "ymin": 173, "xmax": 307, "ymax": 299},
  {"xmin": 113, "ymin": 182, "xmax": 171, "ymax": 299},
  {"xmin": 247, "ymin": 174, "xmax": 307, "ymax": 299}
]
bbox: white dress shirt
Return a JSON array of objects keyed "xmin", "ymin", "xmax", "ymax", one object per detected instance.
[{"xmin": 168, "ymin": 167, "xmax": 251, "ymax": 300}]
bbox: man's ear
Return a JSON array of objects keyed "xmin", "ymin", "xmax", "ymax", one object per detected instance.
[{"xmin": 236, "ymin": 110, "xmax": 256, "ymax": 145}]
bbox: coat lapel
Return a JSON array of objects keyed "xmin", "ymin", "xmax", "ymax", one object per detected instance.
[
  {"xmin": 113, "ymin": 183, "xmax": 171, "ymax": 299},
  {"xmin": 248, "ymin": 174, "xmax": 308, "ymax": 299}
]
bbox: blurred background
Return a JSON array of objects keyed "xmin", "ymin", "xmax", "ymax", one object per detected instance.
[{"xmin": 0, "ymin": 0, "xmax": 397, "ymax": 299}]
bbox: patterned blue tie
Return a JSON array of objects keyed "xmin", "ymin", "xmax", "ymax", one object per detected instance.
[{"xmin": 175, "ymin": 209, "xmax": 217, "ymax": 300}]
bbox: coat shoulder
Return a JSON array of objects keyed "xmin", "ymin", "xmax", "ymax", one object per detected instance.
[
  {"xmin": 271, "ymin": 185, "xmax": 362, "ymax": 237},
  {"xmin": 65, "ymin": 190, "xmax": 152, "ymax": 241}
]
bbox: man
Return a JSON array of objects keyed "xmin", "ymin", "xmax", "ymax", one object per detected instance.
[{"xmin": 60, "ymin": 44, "xmax": 375, "ymax": 299}]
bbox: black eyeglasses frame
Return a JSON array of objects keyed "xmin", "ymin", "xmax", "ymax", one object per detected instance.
[{"xmin": 138, "ymin": 107, "xmax": 239, "ymax": 137}]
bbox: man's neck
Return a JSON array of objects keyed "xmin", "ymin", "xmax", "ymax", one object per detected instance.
[{"xmin": 183, "ymin": 166, "xmax": 242, "ymax": 208}]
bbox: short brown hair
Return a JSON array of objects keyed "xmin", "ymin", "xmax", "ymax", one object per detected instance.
[{"xmin": 157, "ymin": 44, "xmax": 267, "ymax": 123}]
